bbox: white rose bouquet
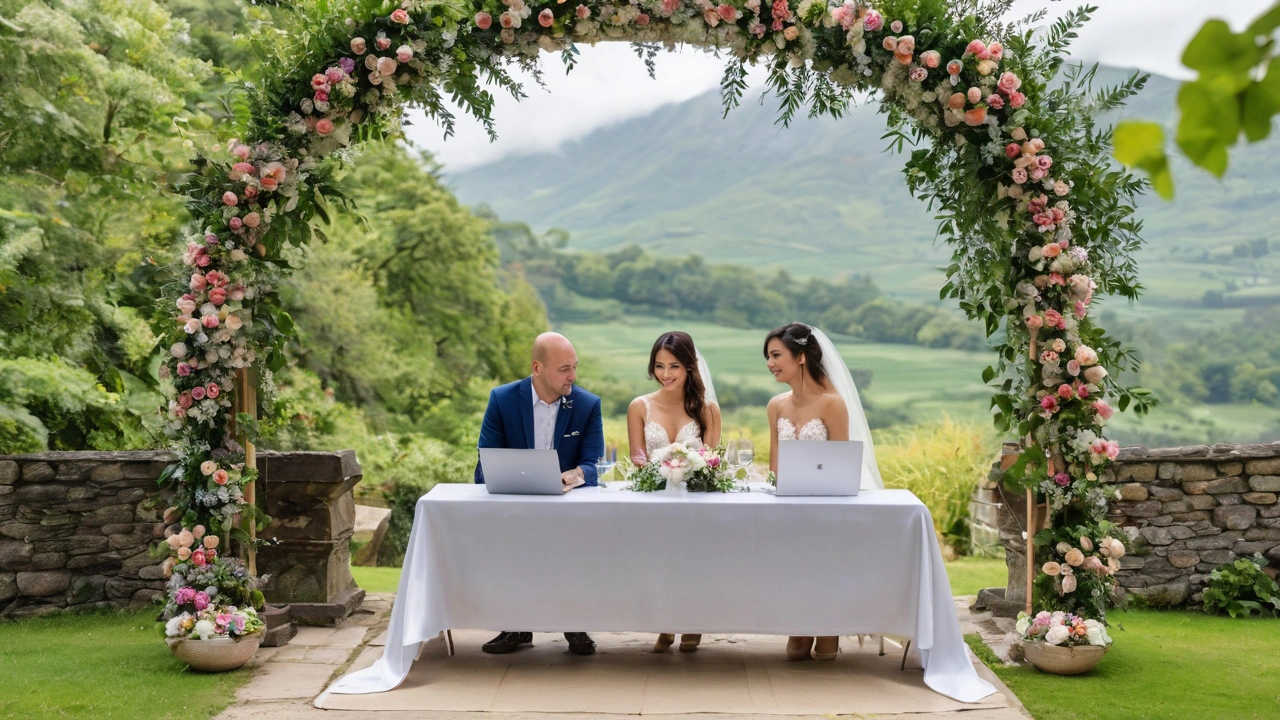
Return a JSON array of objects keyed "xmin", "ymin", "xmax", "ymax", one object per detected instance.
[
  {"xmin": 1016, "ymin": 610, "xmax": 1111, "ymax": 648},
  {"xmin": 628, "ymin": 441, "xmax": 737, "ymax": 493}
]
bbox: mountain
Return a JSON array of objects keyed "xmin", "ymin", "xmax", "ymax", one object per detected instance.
[{"xmin": 440, "ymin": 65, "xmax": 1280, "ymax": 332}]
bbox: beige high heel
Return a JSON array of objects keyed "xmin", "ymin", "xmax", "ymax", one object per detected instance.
[
  {"xmin": 653, "ymin": 633, "xmax": 675, "ymax": 652},
  {"xmin": 679, "ymin": 634, "xmax": 702, "ymax": 652},
  {"xmin": 813, "ymin": 635, "xmax": 839, "ymax": 661},
  {"xmin": 786, "ymin": 636, "xmax": 815, "ymax": 661}
]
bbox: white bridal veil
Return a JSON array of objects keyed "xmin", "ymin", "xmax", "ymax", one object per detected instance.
[
  {"xmin": 808, "ymin": 326, "xmax": 884, "ymax": 490},
  {"xmin": 695, "ymin": 349, "xmax": 717, "ymax": 407}
]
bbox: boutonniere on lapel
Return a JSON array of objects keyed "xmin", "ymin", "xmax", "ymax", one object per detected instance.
[{"xmin": 560, "ymin": 396, "xmax": 573, "ymax": 412}]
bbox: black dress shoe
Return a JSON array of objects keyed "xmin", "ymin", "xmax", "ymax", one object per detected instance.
[
  {"xmin": 564, "ymin": 632, "xmax": 596, "ymax": 656},
  {"xmin": 482, "ymin": 631, "xmax": 533, "ymax": 654}
]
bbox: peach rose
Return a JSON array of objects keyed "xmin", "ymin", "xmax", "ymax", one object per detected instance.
[
  {"xmin": 964, "ymin": 39, "xmax": 986, "ymax": 56},
  {"xmin": 315, "ymin": 118, "xmax": 334, "ymax": 136},
  {"xmin": 200, "ymin": 460, "xmax": 217, "ymax": 476},
  {"xmin": 947, "ymin": 92, "xmax": 966, "ymax": 109},
  {"xmin": 784, "ymin": 25, "xmax": 800, "ymax": 41},
  {"xmin": 1065, "ymin": 547, "xmax": 1085, "ymax": 566},
  {"xmin": 1042, "ymin": 561, "xmax": 1061, "ymax": 576},
  {"xmin": 576, "ymin": 4, "xmax": 590, "ymax": 18},
  {"xmin": 390, "ymin": 8, "xmax": 409, "ymax": 23},
  {"xmin": 475, "ymin": 11, "xmax": 492, "ymax": 28},
  {"xmin": 703, "ymin": 8, "xmax": 720, "ymax": 26},
  {"xmin": 1061, "ymin": 574, "xmax": 1077, "ymax": 593},
  {"xmin": 920, "ymin": 50, "xmax": 941, "ymax": 68},
  {"xmin": 964, "ymin": 107, "xmax": 987, "ymax": 125},
  {"xmin": 966, "ymin": 86, "xmax": 981, "ymax": 103},
  {"xmin": 895, "ymin": 35, "xmax": 915, "ymax": 54},
  {"xmin": 1084, "ymin": 366, "xmax": 1107, "ymax": 384},
  {"xmin": 1093, "ymin": 400, "xmax": 1114, "ymax": 420},
  {"xmin": 717, "ymin": 3, "xmax": 738, "ymax": 22},
  {"xmin": 882, "ymin": 36, "xmax": 897, "ymax": 52},
  {"xmin": 178, "ymin": 546, "xmax": 192, "ymax": 561},
  {"xmin": 350, "ymin": 37, "xmax": 367, "ymax": 54},
  {"xmin": 997, "ymin": 71, "xmax": 1021, "ymax": 95},
  {"xmin": 204, "ymin": 535, "xmax": 220, "ymax": 550},
  {"xmin": 539, "ymin": 8, "xmax": 554, "ymax": 26},
  {"xmin": 946, "ymin": 59, "xmax": 962, "ymax": 76},
  {"xmin": 1074, "ymin": 346, "xmax": 1099, "ymax": 366}
]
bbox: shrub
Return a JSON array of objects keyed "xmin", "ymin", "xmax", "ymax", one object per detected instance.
[
  {"xmin": 1202, "ymin": 554, "xmax": 1280, "ymax": 618},
  {"xmin": 371, "ymin": 435, "xmax": 472, "ymax": 566}
]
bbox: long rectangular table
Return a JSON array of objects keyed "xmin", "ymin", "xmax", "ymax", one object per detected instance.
[{"xmin": 328, "ymin": 483, "xmax": 997, "ymax": 703}]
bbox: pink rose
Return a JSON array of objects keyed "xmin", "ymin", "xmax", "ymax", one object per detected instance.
[
  {"xmin": 1074, "ymin": 300, "xmax": 1087, "ymax": 319},
  {"xmin": 636, "ymin": 12, "xmax": 650, "ymax": 25},
  {"xmin": 997, "ymin": 71, "xmax": 1021, "ymax": 95},
  {"xmin": 1037, "ymin": 154, "xmax": 1054, "ymax": 171},
  {"xmin": 176, "ymin": 363, "xmax": 192, "ymax": 377},
  {"xmin": 946, "ymin": 59, "xmax": 962, "ymax": 76},
  {"xmin": 243, "ymin": 211, "xmax": 261, "ymax": 229},
  {"xmin": 890, "ymin": 19, "xmax": 903, "ymax": 33},
  {"xmin": 242, "ymin": 184, "xmax": 258, "ymax": 200},
  {"xmin": 310, "ymin": 73, "xmax": 328, "ymax": 91},
  {"xmin": 1012, "ymin": 167, "xmax": 1028, "ymax": 184},
  {"xmin": 1092, "ymin": 400, "xmax": 1114, "ymax": 420},
  {"xmin": 1053, "ymin": 472, "xmax": 1070, "ymax": 486},
  {"xmin": 208, "ymin": 287, "xmax": 227, "ymax": 306},
  {"xmin": 1057, "ymin": 383, "xmax": 1073, "ymax": 400},
  {"xmin": 178, "ymin": 393, "xmax": 193, "ymax": 409},
  {"xmin": 201, "ymin": 314, "xmax": 219, "ymax": 329},
  {"xmin": 1025, "ymin": 314, "xmax": 1043, "ymax": 329},
  {"xmin": 231, "ymin": 162, "xmax": 255, "ymax": 178},
  {"xmin": 1084, "ymin": 366, "xmax": 1108, "ymax": 384},
  {"xmin": 1074, "ymin": 346, "xmax": 1098, "ymax": 366},
  {"xmin": 717, "ymin": 3, "xmax": 738, "ymax": 22},
  {"xmin": 315, "ymin": 118, "xmax": 335, "ymax": 137},
  {"xmin": 375, "ymin": 34, "xmax": 391, "ymax": 51},
  {"xmin": 191, "ymin": 386, "xmax": 208, "ymax": 403},
  {"xmin": 882, "ymin": 36, "xmax": 897, "ymax": 52},
  {"xmin": 1009, "ymin": 91, "xmax": 1026, "ymax": 108},
  {"xmin": 376, "ymin": 56, "xmax": 397, "ymax": 76},
  {"xmin": 1049, "ymin": 272, "xmax": 1065, "ymax": 286},
  {"xmin": 539, "ymin": 8, "xmax": 554, "ymax": 26},
  {"xmin": 1040, "ymin": 395, "xmax": 1058, "ymax": 412},
  {"xmin": 213, "ymin": 469, "xmax": 229, "ymax": 486},
  {"xmin": 1029, "ymin": 166, "xmax": 1046, "ymax": 181},
  {"xmin": 222, "ymin": 191, "xmax": 238, "ymax": 207},
  {"xmin": 475, "ymin": 11, "xmax": 492, "ymax": 28},
  {"xmin": 206, "ymin": 383, "xmax": 220, "ymax": 399},
  {"xmin": 1067, "ymin": 359, "xmax": 1081, "ymax": 376},
  {"xmin": 229, "ymin": 216, "xmax": 243, "ymax": 232},
  {"xmin": 987, "ymin": 93, "xmax": 1004, "ymax": 109},
  {"xmin": 396, "ymin": 45, "xmax": 413, "ymax": 63},
  {"xmin": 966, "ymin": 86, "xmax": 981, "ymax": 104},
  {"xmin": 1042, "ymin": 243, "xmax": 1062, "ymax": 258},
  {"xmin": 1044, "ymin": 308, "xmax": 1064, "ymax": 328},
  {"xmin": 895, "ymin": 35, "xmax": 915, "ymax": 54},
  {"xmin": 859, "ymin": 9, "xmax": 881, "ymax": 31},
  {"xmin": 193, "ymin": 589, "xmax": 209, "ymax": 608},
  {"xmin": 909, "ymin": 67, "xmax": 927, "ymax": 82},
  {"xmin": 195, "ymin": 254, "xmax": 212, "ymax": 268},
  {"xmin": 351, "ymin": 37, "xmax": 367, "ymax": 54},
  {"xmin": 577, "ymin": 4, "xmax": 591, "ymax": 18},
  {"xmin": 987, "ymin": 41, "xmax": 1004, "ymax": 60},
  {"xmin": 390, "ymin": 8, "xmax": 409, "ymax": 24},
  {"xmin": 1075, "ymin": 381, "xmax": 1090, "ymax": 399},
  {"xmin": 1005, "ymin": 142, "xmax": 1021, "ymax": 159},
  {"xmin": 920, "ymin": 50, "xmax": 941, "ymax": 68},
  {"xmin": 190, "ymin": 274, "xmax": 207, "ymax": 292},
  {"xmin": 325, "ymin": 67, "xmax": 344, "ymax": 84},
  {"xmin": 260, "ymin": 176, "xmax": 278, "ymax": 191},
  {"xmin": 965, "ymin": 39, "xmax": 986, "ymax": 56},
  {"xmin": 660, "ymin": 0, "xmax": 678, "ymax": 15}
]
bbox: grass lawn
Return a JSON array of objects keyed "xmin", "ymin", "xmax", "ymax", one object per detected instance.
[
  {"xmin": 351, "ymin": 565, "xmax": 403, "ymax": 594},
  {"xmin": 967, "ymin": 611, "xmax": 1280, "ymax": 720},
  {"xmin": 0, "ymin": 610, "xmax": 250, "ymax": 719}
]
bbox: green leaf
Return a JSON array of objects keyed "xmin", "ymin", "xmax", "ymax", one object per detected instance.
[
  {"xmin": 1175, "ymin": 80, "xmax": 1240, "ymax": 176},
  {"xmin": 1112, "ymin": 120, "xmax": 1175, "ymax": 199},
  {"xmin": 982, "ymin": 365, "xmax": 996, "ymax": 383},
  {"xmin": 1246, "ymin": 3, "xmax": 1280, "ymax": 36},
  {"xmin": 1242, "ymin": 57, "xmax": 1280, "ymax": 142},
  {"xmin": 1182, "ymin": 19, "xmax": 1264, "ymax": 83}
]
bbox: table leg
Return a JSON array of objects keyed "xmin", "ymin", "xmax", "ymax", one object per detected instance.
[
  {"xmin": 900, "ymin": 639, "xmax": 912, "ymax": 671},
  {"xmin": 445, "ymin": 629, "xmax": 455, "ymax": 657}
]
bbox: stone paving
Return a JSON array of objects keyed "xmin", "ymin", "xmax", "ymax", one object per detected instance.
[{"xmin": 217, "ymin": 594, "xmax": 1030, "ymax": 720}]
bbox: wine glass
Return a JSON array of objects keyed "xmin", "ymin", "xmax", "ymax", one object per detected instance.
[
  {"xmin": 737, "ymin": 437, "xmax": 755, "ymax": 473},
  {"xmin": 725, "ymin": 439, "xmax": 738, "ymax": 470}
]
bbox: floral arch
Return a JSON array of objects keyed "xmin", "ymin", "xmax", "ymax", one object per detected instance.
[{"xmin": 161, "ymin": 0, "xmax": 1150, "ymax": 620}]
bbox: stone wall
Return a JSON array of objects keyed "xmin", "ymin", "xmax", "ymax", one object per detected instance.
[
  {"xmin": 1, "ymin": 450, "xmax": 363, "ymax": 621},
  {"xmin": 1107, "ymin": 442, "xmax": 1280, "ymax": 606}
]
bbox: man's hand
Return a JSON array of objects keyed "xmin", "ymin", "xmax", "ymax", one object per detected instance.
[{"xmin": 561, "ymin": 468, "xmax": 585, "ymax": 493}]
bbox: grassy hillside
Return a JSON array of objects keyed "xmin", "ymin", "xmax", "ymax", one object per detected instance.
[{"xmin": 445, "ymin": 66, "xmax": 1280, "ymax": 334}]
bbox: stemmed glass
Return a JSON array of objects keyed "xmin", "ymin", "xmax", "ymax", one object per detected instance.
[{"xmin": 737, "ymin": 437, "xmax": 755, "ymax": 480}]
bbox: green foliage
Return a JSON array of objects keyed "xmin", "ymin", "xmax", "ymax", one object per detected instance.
[
  {"xmin": 1114, "ymin": 2, "xmax": 1280, "ymax": 195},
  {"xmin": 0, "ymin": 357, "xmax": 158, "ymax": 452},
  {"xmin": 370, "ymin": 435, "xmax": 472, "ymax": 566},
  {"xmin": 1202, "ymin": 553, "xmax": 1280, "ymax": 618}
]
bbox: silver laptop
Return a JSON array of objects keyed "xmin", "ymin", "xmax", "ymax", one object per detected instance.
[
  {"xmin": 479, "ymin": 448, "xmax": 565, "ymax": 495},
  {"xmin": 775, "ymin": 440, "xmax": 863, "ymax": 496}
]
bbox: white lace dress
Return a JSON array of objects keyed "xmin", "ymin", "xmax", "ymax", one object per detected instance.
[
  {"xmin": 641, "ymin": 396, "xmax": 702, "ymax": 456},
  {"xmin": 777, "ymin": 417, "xmax": 829, "ymax": 441}
]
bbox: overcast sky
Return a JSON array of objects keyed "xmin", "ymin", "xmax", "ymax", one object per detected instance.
[{"xmin": 404, "ymin": 0, "xmax": 1276, "ymax": 171}]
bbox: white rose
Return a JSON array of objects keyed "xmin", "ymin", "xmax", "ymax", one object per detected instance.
[
  {"xmin": 1083, "ymin": 619, "xmax": 1108, "ymax": 646},
  {"xmin": 1045, "ymin": 625, "xmax": 1070, "ymax": 646},
  {"xmin": 194, "ymin": 619, "xmax": 216, "ymax": 640},
  {"xmin": 165, "ymin": 615, "xmax": 186, "ymax": 637},
  {"xmin": 170, "ymin": 342, "xmax": 188, "ymax": 359},
  {"xmin": 1015, "ymin": 615, "xmax": 1030, "ymax": 635}
]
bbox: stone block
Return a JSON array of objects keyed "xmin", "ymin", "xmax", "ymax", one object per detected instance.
[
  {"xmin": 1244, "ymin": 492, "xmax": 1277, "ymax": 505},
  {"xmin": 1129, "ymin": 577, "xmax": 1190, "ymax": 606},
  {"xmin": 1116, "ymin": 500, "xmax": 1162, "ymax": 518},
  {"xmin": 16, "ymin": 569, "xmax": 71, "ymax": 596},
  {"xmin": 1213, "ymin": 505, "xmax": 1258, "ymax": 530},
  {"xmin": 1186, "ymin": 535, "xmax": 1232, "ymax": 550},
  {"xmin": 114, "ymin": 488, "xmax": 146, "ymax": 505},
  {"xmin": 1205, "ymin": 477, "xmax": 1248, "ymax": 494},
  {"xmin": 80, "ymin": 504, "xmax": 135, "ymax": 527},
  {"xmin": 1141, "ymin": 526, "xmax": 1175, "ymax": 546},
  {"xmin": 66, "ymin": 554, "xmax": 121, "ymax": 572},
  {"xmin": 1218, "ymin": 494, "xmax": 1243, "ymax": 506},
  {"xmin": 138, "ymin": 563, "xmax": 167, "ymax": 580},
  {"xmin": 15, "ymin": 484, "xmax": 68, "ymax": 505},
  {"xmin": 1118, "ymin": 464, "xmax": 1157, "ymax": 482},
  {"xmin": 0, "ymin": 540, "xmax": 34, "ymax": 570},
  {"xmin": 1263, "ymin": 518, "xmax": 1280, "ymax": 529},
  {"xmin": 104, "ymin": 577, "xmax": 153, "ymax": 601},
  {"xmin": 21, "ymin": 463, "xmax": 55, "ymax": 482},
  {"xmin": 1245, "ymin": 459, "xmax": 1280, "ymax": 475},
  {"xmin": 1119, "ymin": 483, "xmax": 1148, "ymax": 502},
  {"xmin": 1168, "ymin": 550, "xmax": 1200, "ymax": 568},
  {"xmin": 1182, "ymin": 481, "xmax": 1209, "ymax": 495},
  {"xmin": 1216, "ymin": 462, "xmax": 1244, "ymax": 477},
  {"xmin": 1118, "ymin": 555, "xmax": 1145, "ymax": 570},
  {"xmin": 1171, "ymin": 511, "xmax": 1211, "ymax": 523},
  {"xmin": 1269, "ymin": 545, "xmax": 1280, "ymax": 561},
  {"xmin": 130, "ymin": 588, "xmax": 164, "ymax": 608},
  {"xmin": 1157, "ymin": 463, "xmax": 1176, "ymax": 480},
  {"xmin": 1168, "ymin": 526, "xmax": 1196, "ymax": 540},
  {"xmin": 1249, "ymin": 476, "xmax": 1280, "ymax": 492},
  {"xmin": 0, "ymin": 461, "xmax": 18, "ymax": 485},
  {"xmin": 1175, "ymin": 464, "xmax": 1216, "ymax": 482},
  {"xmin": 1201, "ymin": 549, "xmax": 1237, "ymax": 565},
  {"xmin": 39, "ymin": 511, "xmax": 79, "ymax": 527},
  {"xmin": 89, "ymin": 464, "xmax": 124, "ymax": 483},
  {"xmin": 1263, "ymin": 504, "xmax": 1280, "ymax": 518},
  {"xmin": 1149, "ymin": 516, "xmax": 1174, "ymax": 527},
  {"xmin": 63, "ymin": 536, "xmax": 111, "ymax": 555},
  {"xmin": 0, "ymin": 485, "xmax": 12, "ymax": 500},
  {"xmin": 1149, "ymin": 486, "xmax": 1185, "ymax": 502},
  {"xmin": 1188, "ymin": 495, "xmax": 1219, "ymax": 510},
  {"xmin": 1234, "ymin": 541, "xmax": 1279, "ymax": 555},
  {"xmin": 1163, "ymin": 501, "xmax": 1190, "ymax": 514},
  {"xmin": 30, "ymin": 552, "xmax": 65, "ymax": 570},
  {"xmin": 65, "ymin": 486, "xmax": 97, "ymax": 502},
  {"xmin": 1244, "ymin": 528, "xmax": 1280, "ymax": 541},
  {"xmin": 0, "ymin": 572, "xmax": 16, "ymax": 601},
  {"xmin": 69, "ymin": 575, "xmax": 108, "ymax": 604},
  {"xmin": 120, "ymin": 550, "xmax": 160, "ymax": 577}
]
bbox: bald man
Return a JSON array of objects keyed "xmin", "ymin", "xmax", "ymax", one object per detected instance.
[{"xmin": 473, "ymin": 332, "xmax": 605, "ymax": 656}]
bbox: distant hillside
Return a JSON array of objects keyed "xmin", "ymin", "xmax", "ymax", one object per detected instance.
[{"xmin": 443, "ymin": 65, "xmax": 1280, "ymax": 331}]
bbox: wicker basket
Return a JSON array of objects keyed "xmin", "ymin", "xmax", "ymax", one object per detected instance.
[
  {"xmin": 1023, "ymin": 641, "xmax": 1107, "ymax": 675},
  {"xmin": 167, "ymin": 633, "xmax": 262, "ymax": 672}
]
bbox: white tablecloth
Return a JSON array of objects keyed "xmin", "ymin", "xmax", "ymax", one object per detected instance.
[{"xmin": 329, "ymin": 484, "xmax": 996, "ymax": 703}]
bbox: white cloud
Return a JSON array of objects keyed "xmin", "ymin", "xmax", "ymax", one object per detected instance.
[{"xmin": 404, "ymin": 1, "xmax": 1276, "ymax": 171}]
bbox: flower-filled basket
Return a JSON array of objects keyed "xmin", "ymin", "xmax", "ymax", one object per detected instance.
[{"xmin": 1016, "ymin": 610, "xmax": 1111, "ymax": 675}]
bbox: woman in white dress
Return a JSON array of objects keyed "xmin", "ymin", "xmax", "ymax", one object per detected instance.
[
  {"xmin": 765, "ymin": 322, "xmax": 884, "ymax": 661},
  {"xmin": 627, "ymin": 331, "xmax": 721, "ymax": 652}
]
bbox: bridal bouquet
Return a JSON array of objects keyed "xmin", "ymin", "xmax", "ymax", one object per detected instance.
[
  {"xmin": 628, "ymin": 441, "xmax": 739, "ymax": 493},
  {"xmin": 1016, "ymin": 610, "xmax": 1112, "ymax": 648}
]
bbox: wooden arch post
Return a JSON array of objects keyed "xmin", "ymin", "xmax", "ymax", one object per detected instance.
[{"xmin": 235, "ymin": 367, "xmax": 258, "ymax": 575}]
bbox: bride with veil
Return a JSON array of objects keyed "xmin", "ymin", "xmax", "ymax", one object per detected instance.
[
  {"xmin": 763, "ymin": 322, "xmax": 884, "ymax": 663},
  {"xmin": 625, "ymin": 330, "xmax": 721, "ymax": 654}
]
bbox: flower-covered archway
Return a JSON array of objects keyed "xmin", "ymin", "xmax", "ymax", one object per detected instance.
[{"xmin": 161, "ymin": 0, "xmax": 1150, "ymax": 621}]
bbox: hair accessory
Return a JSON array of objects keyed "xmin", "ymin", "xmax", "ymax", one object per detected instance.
[{"xmin": 795, "ymin": 336, "xmax": 809, "ymax": 345}]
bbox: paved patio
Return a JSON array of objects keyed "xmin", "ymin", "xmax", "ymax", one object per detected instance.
[{"xmin": 216, "ymin": 594, "xmax": 1030, "ymax": 720}]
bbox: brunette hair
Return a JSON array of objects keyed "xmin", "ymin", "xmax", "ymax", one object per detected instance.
[
  {"xmin": 648, "ymin": 331, "xmax": 708, "ymax": 441},
  {"xmin": 763, "ymin": 323, "xmax": 828, "ymax": 387}
]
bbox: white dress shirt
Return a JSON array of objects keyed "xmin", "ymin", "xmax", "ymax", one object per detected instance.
[{"xmin": 532, "ymin": 391, "xmax": 560, "ymax": 451}]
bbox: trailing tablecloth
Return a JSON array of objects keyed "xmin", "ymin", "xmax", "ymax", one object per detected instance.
[{"xmin": 328, "ymin": 484, "xmax": 996, "ymax": 703}]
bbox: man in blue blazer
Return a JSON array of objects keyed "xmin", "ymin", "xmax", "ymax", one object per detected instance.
[{"xmin": 474, "ymin": 332, "xmax": 604, "ymax": 656}]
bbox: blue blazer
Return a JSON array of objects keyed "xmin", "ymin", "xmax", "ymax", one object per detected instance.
[{"xmin": 474, "ymin": 377, "xmax": 605, "ymax": 487}]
